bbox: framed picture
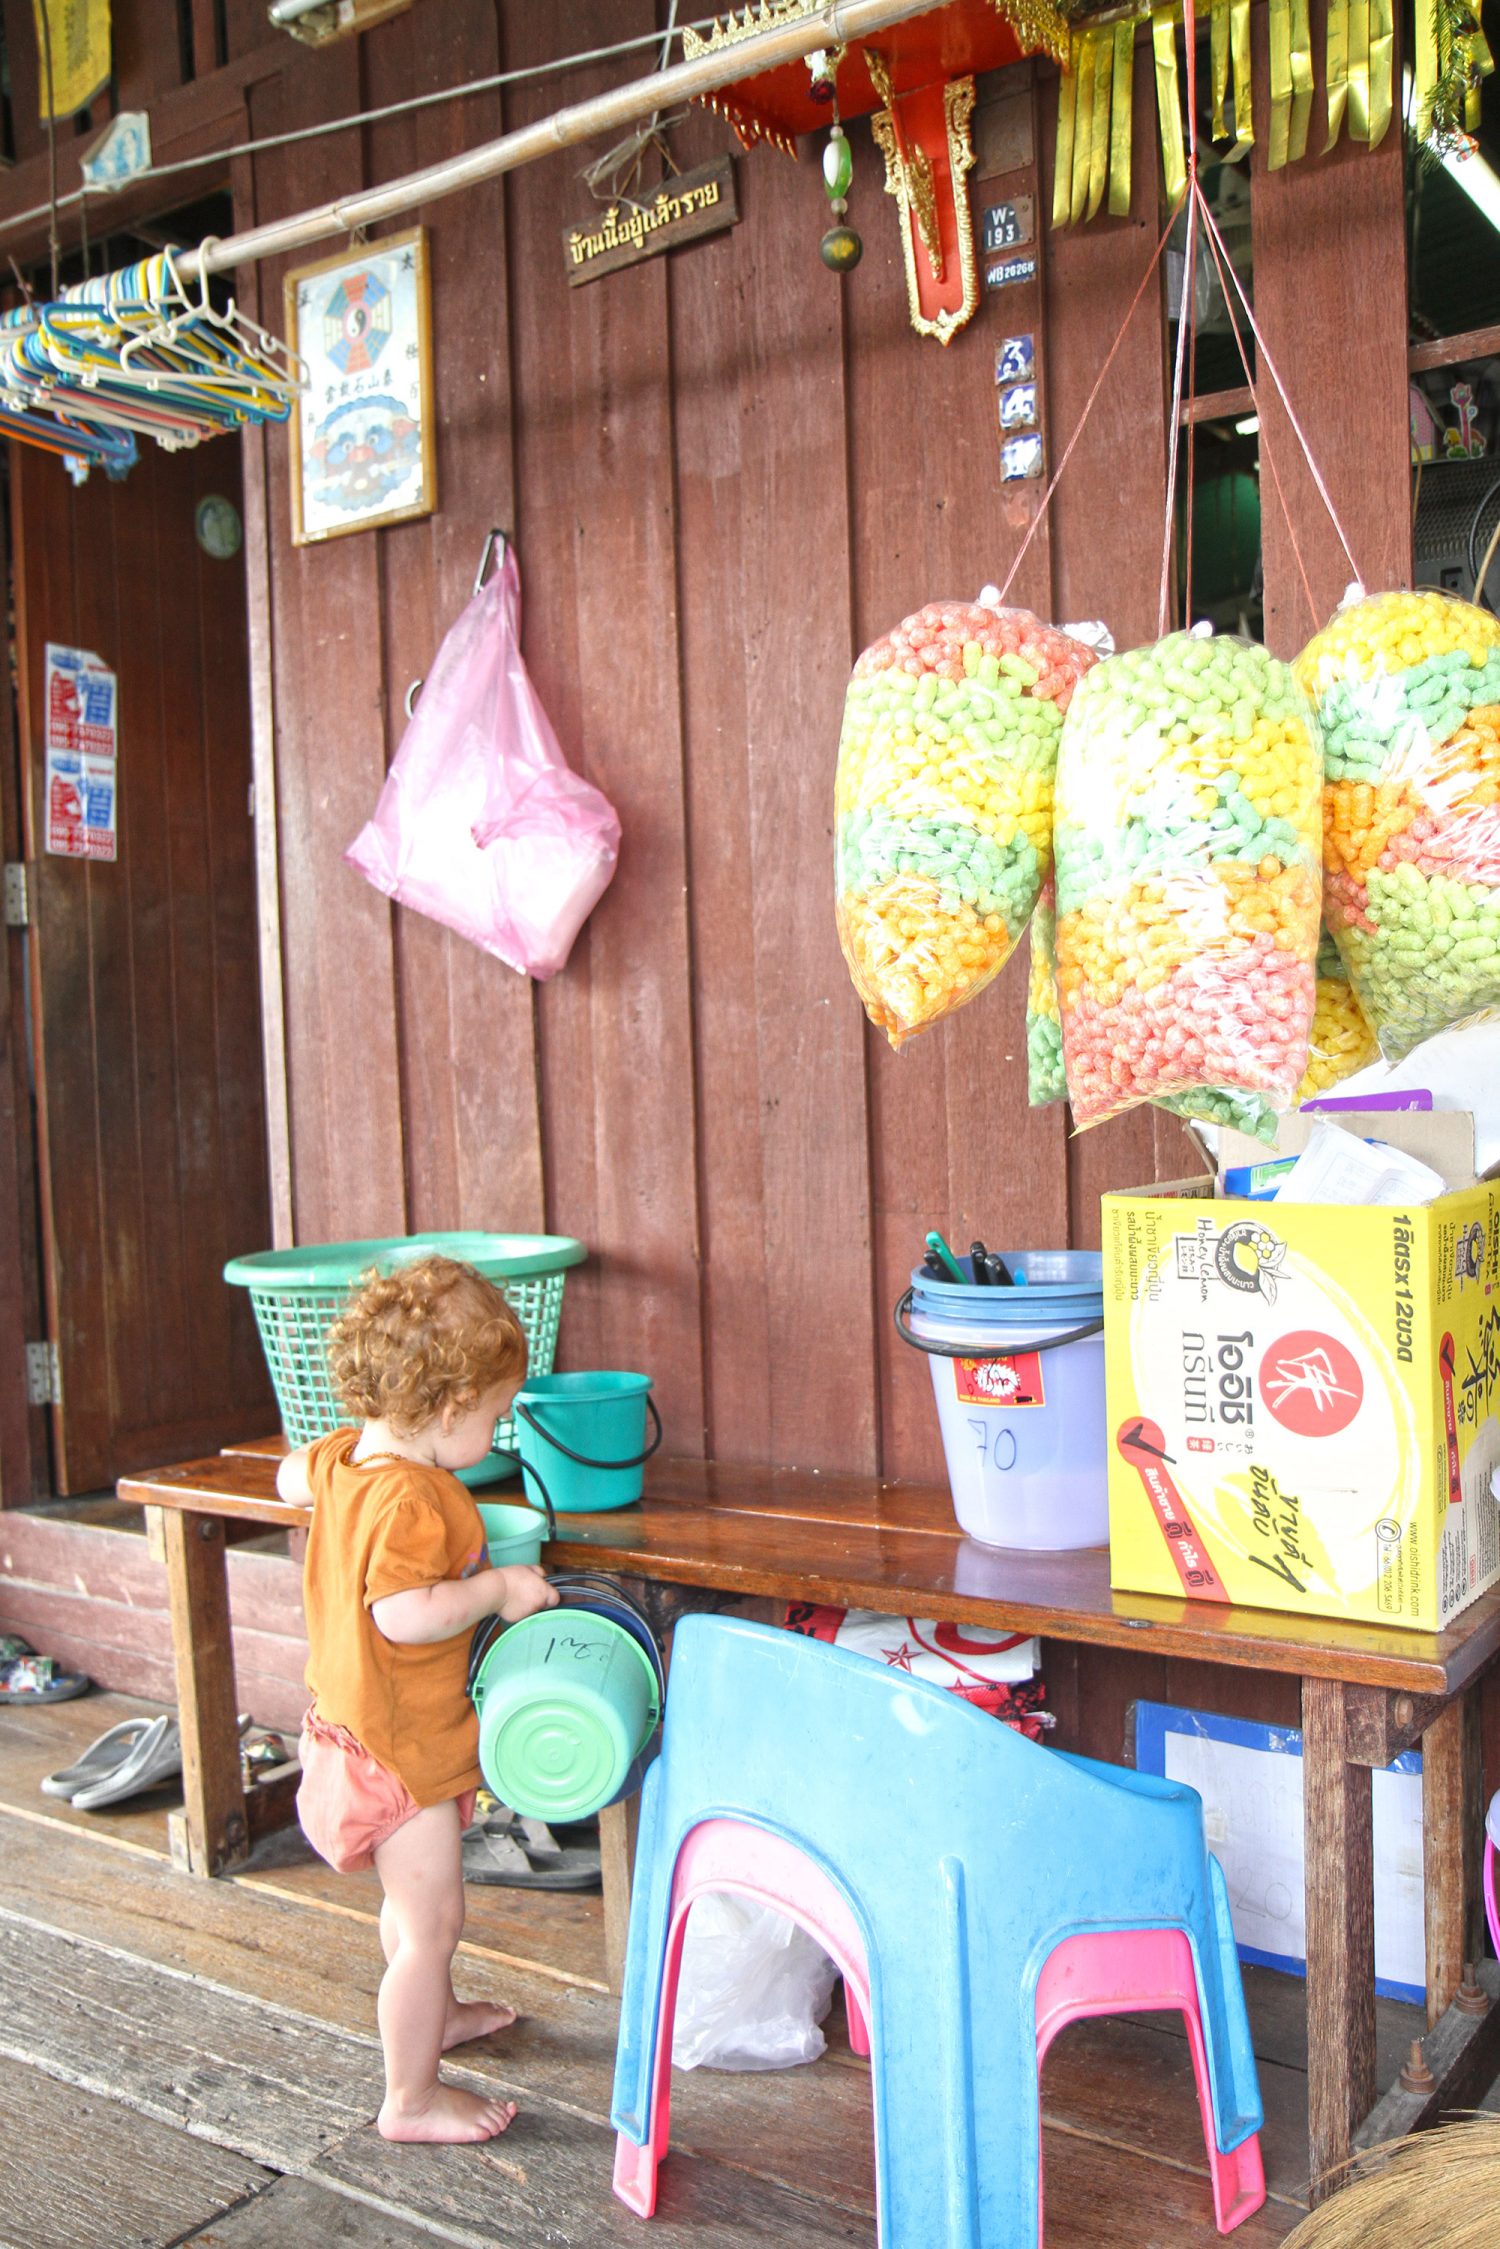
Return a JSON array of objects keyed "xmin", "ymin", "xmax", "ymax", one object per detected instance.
[{"xmin": 284, "ymin": 226, "xmax": 436, "ymax": 545}]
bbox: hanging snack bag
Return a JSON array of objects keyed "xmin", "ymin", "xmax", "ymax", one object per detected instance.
[
  {"xmin": 1300, "ymin": 926, "xmax": 1380, "ymax": 1093},
  {"xmin": 1025, "ymin": 882, "xmax": 1066, "ymax": 1106},
  {"xmin": 1053, "ymin": 631, "xmax": 1322, "ymax": 1127},
  {"xmin": 835, "ymin": 601, "xmax": 1098, "ymax": 1048},
  {"xmin": 1160, "ymin": 933, "xmax": 1378, "ymax": 1131},
  {"xmin": 1029, "ymin": 899, "xmax": 1367, "ymax": 1135},
  {"xmin": 1298, "ymin": 589, "xmax": 1500, "ymax": 1060},
  {"xmin": 1028, "ymin": 875, "xmax": 1275, "ymax": 1133}
]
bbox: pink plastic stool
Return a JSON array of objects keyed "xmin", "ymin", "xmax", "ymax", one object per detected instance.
[
  {"xmin": 612, "ymin": 1816, "xmax": 1264, "ymax": 2237},
  {"xmin": 613, "ymin": 1820, "xmax": 871, "ymax": 2219},
  {"xmin": 1035, "ymin": 1929, "xmax": 1265, "ymax": 2235}
]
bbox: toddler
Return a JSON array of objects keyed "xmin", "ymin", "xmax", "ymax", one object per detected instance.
[{"xmin": 279, "ymin": 1254, "xmax": 557, "ymax": 2144}]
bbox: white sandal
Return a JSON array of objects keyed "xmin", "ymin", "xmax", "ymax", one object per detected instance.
[
  {"xmin": 41, "ymin": 1718, "xmax": 159, "ymax": 1801},
  {"xmin": 70, "ymin": 1713, "xmax": 183, "ymax": 1811}
]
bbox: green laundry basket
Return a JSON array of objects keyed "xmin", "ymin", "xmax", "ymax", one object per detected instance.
[{"xmin": 224, "ymin": 1233, "xmax": 585, "ymax": 1479}]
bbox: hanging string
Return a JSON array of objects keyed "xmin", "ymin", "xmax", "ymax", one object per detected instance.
[
  {"xmin": 1196, "ymin": 195, "xmax": 1321, "ymax": 628},
  {"xmin": 1160, "ymin": 188, "xmax": 1197, "ymax": 633},
  {"xmin": 1194, "ymin": 184, "xmax": 1364, "ymax": 589},
  {"xmin": 581, "ymin": 0, "xmax": 685, "ymax": 207},
  {"xmin": 1159, "ymin": 0, "xmax": 1205, "ymax": 634},
  {"xmin": 996, "ymin": 199, "xmax": 1182, "ymax": 607},
  {"xmin": 1004, "ymin": 0, "xmax": 1363, "ymax": 636}
]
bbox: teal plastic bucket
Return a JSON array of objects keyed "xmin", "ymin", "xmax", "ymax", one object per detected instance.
[
  {"xmin": 513, "ymin": 1371, "xmax": 661, "ymax": 1515},
  {"xmin": 475, "ymin": 1502, "xmax": 548, "ymax": 1567},
  {"xmin": 471, "ymin": 1605, "xmax": 660, "ymax": 1820}
]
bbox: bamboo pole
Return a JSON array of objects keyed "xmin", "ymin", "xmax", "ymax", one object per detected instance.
[{"xmin": 184, "ymin": 0, "xmax": 953, "ymax": 280}]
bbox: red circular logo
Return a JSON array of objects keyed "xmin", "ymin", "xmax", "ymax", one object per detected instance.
[{"xmin": 1259, "ymin": 1330, "xmax": 1364, "ymax": 1438}]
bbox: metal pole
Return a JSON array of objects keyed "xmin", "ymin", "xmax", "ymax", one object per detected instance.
[{"xmin": 183, "ymin": 0, "xmax": 952, "ymax": 280}]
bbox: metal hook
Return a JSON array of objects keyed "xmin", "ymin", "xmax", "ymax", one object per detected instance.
[
  {"xmin": 404, "ymin": 530, "xmax": 512, "ymax": 715},
  {"xmin": 474, "ymin": 526, "xmax": 509, "ymax": 595}
]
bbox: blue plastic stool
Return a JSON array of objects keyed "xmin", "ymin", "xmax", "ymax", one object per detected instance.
[{"xmin": 610, "ymin": 1615, "xmax": 1264, "ymax": 2247}]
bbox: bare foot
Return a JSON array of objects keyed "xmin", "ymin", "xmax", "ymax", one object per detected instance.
[
  {"xmin": 442, "ymin": 1997, "xmax": 517, "ymax": 2052},
  {"xmin": 378, "ymin": 2084, "xmax": 518, "ymax": 2144}
]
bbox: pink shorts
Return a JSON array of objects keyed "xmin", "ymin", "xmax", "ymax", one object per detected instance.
[{"xmin": 296, "ymin": 1712, "xmax": 478, "ymax": 1874}]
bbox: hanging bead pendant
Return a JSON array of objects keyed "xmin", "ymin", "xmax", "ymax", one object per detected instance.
[{"xmin": 823, "ymin": 123, "xmax": 854, "ymax": 203}]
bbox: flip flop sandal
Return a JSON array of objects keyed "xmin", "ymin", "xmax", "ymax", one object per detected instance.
[
  {"xmin": 41, "ymin": 1717, "xmax": 162, "ymax": 1800},
  {"xmin": 513, "ymin": 1815, "xmax": 563, "ymax": 1865},
  {"xmin": 0, "ymin": 1635, "xmax": 92, "ymax": 1705},
  {"xmin": 461, "ymin": 1812, "xmax": 602, "ymax": 1892},
  {"xmin": 71, "ymin": 1713, "xmax": 183, "ymax": 1811}
]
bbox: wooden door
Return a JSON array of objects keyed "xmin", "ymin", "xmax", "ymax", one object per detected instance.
[{"xmin": 11, "ymin": 438, "xmax": 275, "ymax": 1494}]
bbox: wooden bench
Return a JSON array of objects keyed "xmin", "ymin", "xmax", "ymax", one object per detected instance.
[{"xmin": 121, "ymin": 1448, "xmax": 1500, "ymax": 2204}]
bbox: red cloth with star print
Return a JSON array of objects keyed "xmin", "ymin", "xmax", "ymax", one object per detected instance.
[{"xmin": 782, "ymin": 1604, "xmax": 1049, "ymax": 1738}]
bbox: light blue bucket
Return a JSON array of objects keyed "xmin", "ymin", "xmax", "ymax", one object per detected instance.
[{"xmin": 896, "ymin": 1251, "xmax": 1106, "ymax": 1551}]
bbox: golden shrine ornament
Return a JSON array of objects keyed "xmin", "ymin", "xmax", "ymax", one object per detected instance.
[{"xmin": 682, "ymin": 0, "xmax": 1067, "ymax": 342}]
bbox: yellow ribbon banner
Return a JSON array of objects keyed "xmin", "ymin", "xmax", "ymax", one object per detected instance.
[
  {"xmin": 1230, "ymin": 0, "xmax": 1254, "ymax": 151},
  {"xmin": 1110, "ymin": 18, "xmax": 1135, "ymax": 215},
  {"xmin": 1051, "ymin": 0, "xmax": 1401, "ymax": 223},
  {"xmin": 1054, "ymin": 49, "xmax": 1078, "ymax": 228},
  {"xmin": 1153, "ymin": 3, "xmax": 1186, "ymax": 202},
  {"xmin": 1072, "ymin": 25, "xmax": 1098, "ymax": 223},
  {"xmin": 1367, "ymin": 0, "xmax": 1394, "ymax": 145},
  {"xmin": 1412, "ymin": 0, "xmax": 1437, "ymax": 139},
  {"xmin": 1091, "ymin": 27, "xmax": 1116, "ymax": 215},
  {"xmin": 1348, "ymin": 0, "xmax": 1371, "ymax": 140},
  {"xmin": 1268, "ymin": 0, "xmax": 1294, "ymax": 167},
  {"xmin": 1211, "ymin": 0, "xmax": 1231, "ymax": 135},
  {"xmin": 31, "ymin": 0, "xmax": 110, "ymax": 119},
  {"xmin": 1325, "ymin": 0, "xmax": 1350, "ymax": 145},
  {"xmin": 1289, "ymin": 0, "xmax": 1315, "ymax": 157}
]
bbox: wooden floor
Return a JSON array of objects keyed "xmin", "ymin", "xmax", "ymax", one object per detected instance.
[{"xmin": 0, "ymin": 1692, "xmax": 1461, "ymax": 2249}]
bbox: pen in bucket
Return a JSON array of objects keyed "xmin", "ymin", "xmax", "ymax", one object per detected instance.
[{"xmin": 924, "ymin": 1230, "xmax": 969, "ymax": 1285}]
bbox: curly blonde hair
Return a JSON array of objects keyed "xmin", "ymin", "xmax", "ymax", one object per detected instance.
[{"xmin": 326, "ymin": 1255, "xmax": 528, "ymax": 1437}]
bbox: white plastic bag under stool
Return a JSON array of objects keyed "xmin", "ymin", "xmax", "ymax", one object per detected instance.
[{"xmin": 671, "ymin": 1892, "xmax": 839, "ymax": 2072}]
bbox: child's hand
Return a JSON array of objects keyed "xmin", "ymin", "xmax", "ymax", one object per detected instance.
[{"xmin": 496, "ymin": 1565, "xmax": 559, "ymax": 1624}]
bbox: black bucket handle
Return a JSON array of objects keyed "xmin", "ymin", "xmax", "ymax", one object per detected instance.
[
  {"xmin": 514, "ymin": 1392, "xmax": 663, "ymax": 1472},
  {"xmin": 893, "ymin": 1286, "xmax": 1103, "ymax": 1360}
]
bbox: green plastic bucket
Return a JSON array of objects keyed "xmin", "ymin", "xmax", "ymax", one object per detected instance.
[
  {"xmin": 472, "ymin": 1607, "xmax": 660, "ymax": 1820},
  {"xmin": 475, "ymin": 1502, "xmax": 548, "ymax": 1567},
  {"xmin": 513, "ymin": 1371, "xmax": 661, "ymax": 1515}
]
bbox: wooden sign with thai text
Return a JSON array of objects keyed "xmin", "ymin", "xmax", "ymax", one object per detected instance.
[{"xmin": 563, "ymin": 159, "xmax": 738, "ymax": 287}]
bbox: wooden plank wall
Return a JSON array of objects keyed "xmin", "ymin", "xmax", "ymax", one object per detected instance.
[{"xmin": 228, "ymin": 18, "xmax": 1247, "ymax": 1490}]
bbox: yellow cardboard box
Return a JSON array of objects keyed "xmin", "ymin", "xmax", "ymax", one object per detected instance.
[{"xmin": 1103, "ymin": 1135, "xmax": 1500, "ymax": 1630}]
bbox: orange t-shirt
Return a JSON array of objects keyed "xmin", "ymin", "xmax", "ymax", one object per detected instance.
[{"xmin": 301, "ymin": 1431, "xmax": 487, "ymax": 1806}]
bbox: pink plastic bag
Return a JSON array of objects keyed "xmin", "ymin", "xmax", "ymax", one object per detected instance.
[{"xmin": 346, "ymin": 545, "xmax": 619, "ymax": 979}]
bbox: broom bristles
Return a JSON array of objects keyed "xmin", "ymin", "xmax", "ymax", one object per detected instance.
[{"xmin": 1282, "ymin": 2113, "xmax": 1500, "ymax": 2247}]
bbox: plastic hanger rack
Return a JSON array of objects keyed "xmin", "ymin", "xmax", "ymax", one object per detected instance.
[{"xmin": 0, "ymin": 246, "xmax": 305, "ymax": 480}]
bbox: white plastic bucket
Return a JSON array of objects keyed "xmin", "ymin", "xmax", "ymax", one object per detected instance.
[{"xmin": 897, "ymin": 1252, "xmax": 1107, "ymax": 1551}]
